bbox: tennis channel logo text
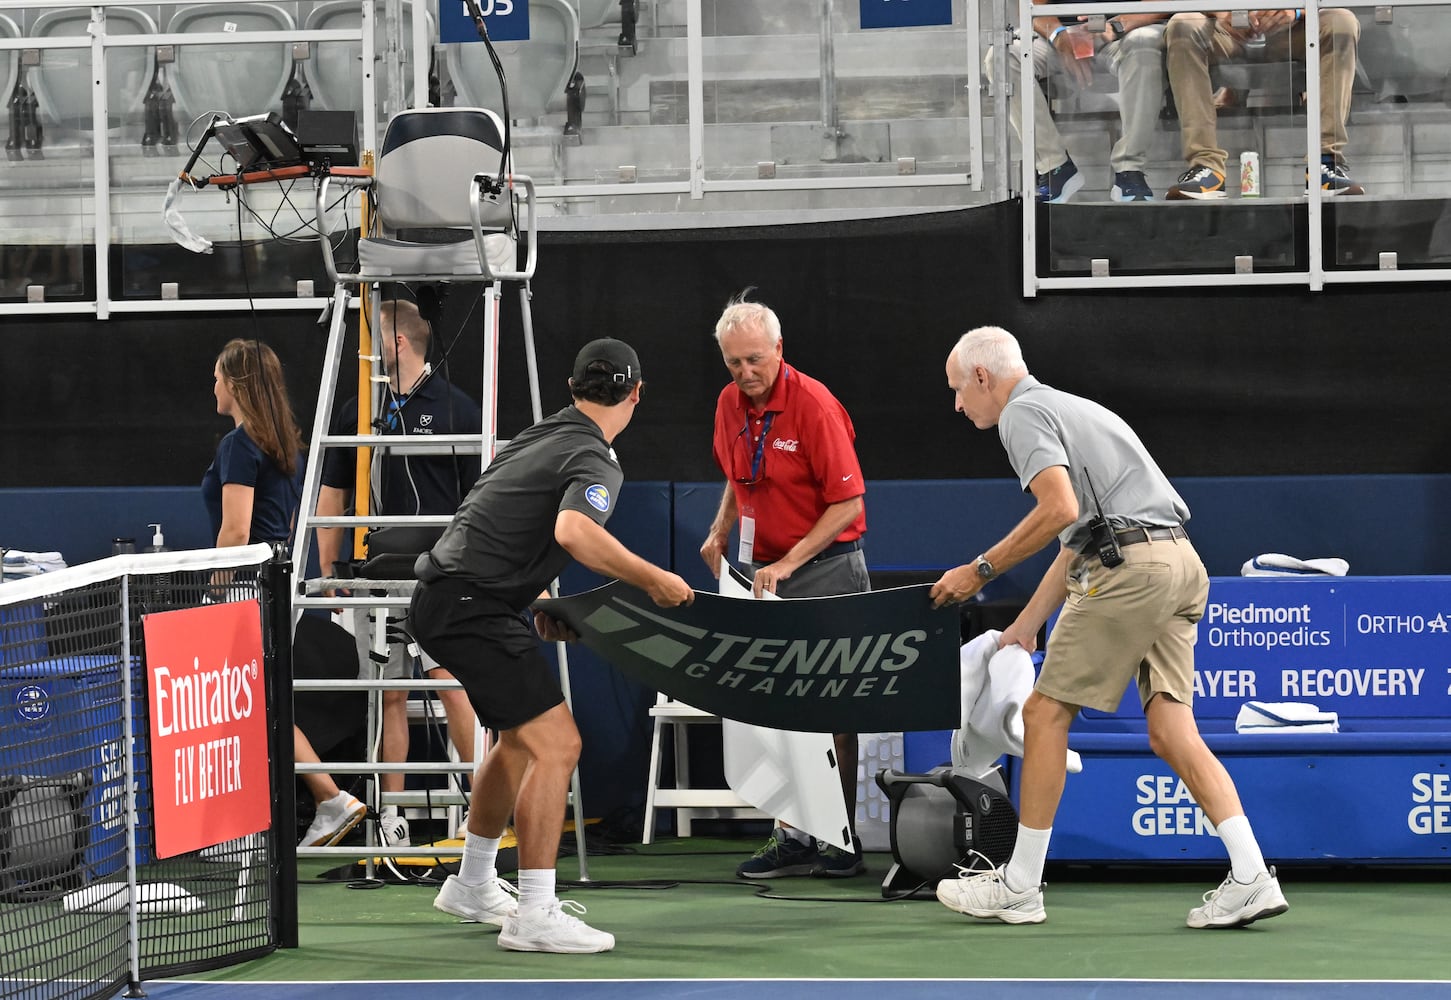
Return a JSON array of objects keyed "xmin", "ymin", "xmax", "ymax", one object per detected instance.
[{"xmin": 587, "ymin": 597, "xmax": 925, "ymax": 703}]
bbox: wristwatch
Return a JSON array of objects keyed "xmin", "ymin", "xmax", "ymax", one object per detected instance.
[
  {"xmin": 974, "ymin": 555, "xmax": 996, "ymax": 581},
  {"xmin": 1107, "ymin": 16, "xmax": 1126, "ymax": 39}
]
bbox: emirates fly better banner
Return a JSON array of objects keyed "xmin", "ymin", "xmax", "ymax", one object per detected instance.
[
  {"xmin": 537, "ymin": 583, "xmax": 961, "ymax": 732},
  {"xmin": 143, "ymin": 601, "xmax": 271, "ymax": 858}
]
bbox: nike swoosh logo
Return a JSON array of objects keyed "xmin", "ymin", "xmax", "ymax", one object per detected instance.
[{"xmin": 842, "ymin": 475, "xmax": 853, "ymax": 482}]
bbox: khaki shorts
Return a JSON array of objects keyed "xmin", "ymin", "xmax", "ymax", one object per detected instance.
[{"xmin": 1037, "ymin": 536, "xmax": 1209, "ymax": 713}]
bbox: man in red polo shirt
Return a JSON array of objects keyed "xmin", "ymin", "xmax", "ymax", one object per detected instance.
[{"xmin": 699, "ymin": 293, "xmax": 870, "ymax": 879}]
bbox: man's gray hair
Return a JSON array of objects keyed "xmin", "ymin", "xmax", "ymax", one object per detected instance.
[
  {"xmin": 952, "ymin": 326, "xmax": 1028, "ymax": 378},
  {"xmin": 714, "ymin": 292, "xmax": 782, "ymax": 345}
]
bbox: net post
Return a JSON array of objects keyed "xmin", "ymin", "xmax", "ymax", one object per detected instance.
[{"xmin": 262, "ymin": 544, "xmax": 300, "ymax": 948}]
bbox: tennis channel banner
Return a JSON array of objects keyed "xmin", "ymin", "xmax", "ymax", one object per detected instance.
[{"xmin": 537, "ymin": 582, "xmax": 962, "ymax": 732}]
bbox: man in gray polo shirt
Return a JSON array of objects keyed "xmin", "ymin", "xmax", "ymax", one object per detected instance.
[{"xmin": 928, "ymin": 325, "xmax": 1287, "ymax": 930}]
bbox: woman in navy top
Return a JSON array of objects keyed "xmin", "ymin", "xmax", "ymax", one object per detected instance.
[
  {"xmin": 202, "ymin": 338, "xmax": 368, "ymax": 848},
  {"xmin": 201, "ymin": 338, "xmax": 305, "ymax": 547}
]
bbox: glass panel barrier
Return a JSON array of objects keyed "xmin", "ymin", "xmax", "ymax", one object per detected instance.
[
  {"xmin": 1033, "ymin": 5, "xmax": 1313, "ymax": 281},
  {"xmin": 698, "ymin": 0, "xmax": 977, "ymax": 215},
  {"xmin": 1, "ymin": 5, "xmax": 101, "ymax": 303},
  {"xmin": 1326, "ymin": 3, "xmax": 1451, "ymax": 272}
]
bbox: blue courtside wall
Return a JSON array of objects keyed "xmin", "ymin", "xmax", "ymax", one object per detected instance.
[{"xmin": 8, "ymin": 475, "xmax": 1451, "ymax": 825}]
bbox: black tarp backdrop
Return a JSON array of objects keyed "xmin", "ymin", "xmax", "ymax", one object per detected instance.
[{"xmin": 5, "ymin": 200, "xmax": 1451, "ymax": 488}]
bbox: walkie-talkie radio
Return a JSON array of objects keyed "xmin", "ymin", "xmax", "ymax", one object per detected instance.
[{"xmin": 1083, "ymin": 468, "xmax": 1124, "ymax": 568}]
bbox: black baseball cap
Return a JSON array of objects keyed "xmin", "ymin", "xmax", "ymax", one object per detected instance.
[{"xmin": 572, "ymin": 338, "xmax": 641, "ymax": 385}]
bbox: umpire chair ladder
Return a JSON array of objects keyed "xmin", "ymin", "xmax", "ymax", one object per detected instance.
[{"xmin": 290, "ymin": 107, "xmax": 591, "ymax": 879}]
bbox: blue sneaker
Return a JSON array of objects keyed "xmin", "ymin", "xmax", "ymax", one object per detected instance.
[
  {"xmin": 1111, "ymin": 170, "xmax": 1154, "ymax": 202},
  {"xmin": 1167, "ymin": 165, "xmax": 1227, "ymax": 201},
  {"xmin": 735, "ymin": 829, "xmax": 819, "ymax": 879},
  {"xmin": 813, "ymin": 835, "xmax": 866, "ymax": 878},
  {"xmin": 1315, "ymin": 155, "xmax": 1365, "ymax": 196},
  {"xmin": 1036, "ymin": 158, "xmax": 1084, "ymax": 204}
]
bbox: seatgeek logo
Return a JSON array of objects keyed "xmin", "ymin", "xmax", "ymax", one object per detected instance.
[
  {"xmin": 579, "ymin": 597, "xmax": 926, "ymax": 703},
  {"xmin": 585, "ymin": 484, "xmax": 610, "ymax": 512}
]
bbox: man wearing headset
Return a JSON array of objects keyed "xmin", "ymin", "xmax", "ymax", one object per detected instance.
[{"xmin": 316, "ymin": 295, "xmax": 481, "ymax": 847}]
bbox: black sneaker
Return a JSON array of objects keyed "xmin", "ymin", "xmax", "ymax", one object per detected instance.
[
  {"xmin": 1111, "ymin": 170, "xmax": 1154, "ymax": 202},
  {"xmin": 735, "ymin": 830, "xmax": 819, "ymax": 879},
  {"xmin": 1035, "ymin": 158, "xmax": 1085, "ymax": 204},
  {"xmin": 813, "ymin": 836, "xmax": 866, "ymax": 878}
]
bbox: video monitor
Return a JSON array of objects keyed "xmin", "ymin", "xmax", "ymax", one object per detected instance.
[{"xmin": 215, "ymin": 112, "xmax": 305, "ymax": 172}]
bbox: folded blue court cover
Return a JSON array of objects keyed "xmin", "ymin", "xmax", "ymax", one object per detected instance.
[{"xmin": 537, "ymin": 583, "xmax": 961, "ymax": 733}]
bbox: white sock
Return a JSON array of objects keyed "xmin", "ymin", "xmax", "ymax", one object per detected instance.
[
  {"xmin": 1003, "ymin": 824, "xmax": 1052, "ymax": 893},
  {"xmin": 457, "ymin": 832, "xmax": 501, "ymax": 886},
  {"xmin": 517, "ymin": 868, "xmax": 556, "ymax": 914},
  {"xmin": 1216, "ymin": 815, "xmax": 1268, "ymax": 882}
]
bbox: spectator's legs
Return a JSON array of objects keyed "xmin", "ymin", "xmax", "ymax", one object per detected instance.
[
  {"xmin": 985, "ymin": 37, "xmax": 1071, "ymax": 173},
  {"xmin": 1165, "ymin": 13, "xmax": 1242, "ymax": 174},
  {"xmin": 1318, "ymin": 9, "xmax": 1361, "ymax": 162},
  {"xmin": 1105, "ymin": 24, "xmax": 1165, "ymax": 173}
]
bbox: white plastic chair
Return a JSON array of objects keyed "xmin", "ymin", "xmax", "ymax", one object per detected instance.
[
  {"xmin": 30, "ymin": 7, "xmax": 156, "ymax": 133},
  {"xmin": 304, "ymin": 0, "xmax": 436, "ymax": 116},
  {"xmin": 445, "ymin": 0, "xmax": 584, "ymax": 136},
  {"xmin": 315, "ymin": 106, "xmax": 537, "ymax": 285},
  {"xmin": 168, "ymin": 3, "xmax": 295, "ymax": 125}
]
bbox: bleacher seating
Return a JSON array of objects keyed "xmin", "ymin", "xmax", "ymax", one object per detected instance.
[
  {"xmin": 305, "ymin": 0, "xmax": 435, "ymax": 118},
  {"xmin": 444, "ymin": 0, "xmax": 584, "ymax": 138},
  {"xmin": 168, "ymin": 3, "xmax": 295, "ymax": 127},
  {"xmin": 30, "ymin": 6, "xmax": 156, "ymax": 136},
  {"xmin": 0, "ymin": 13, "xmax": 17, "ymax": 115}
]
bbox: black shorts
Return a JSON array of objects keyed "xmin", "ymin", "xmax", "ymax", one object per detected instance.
[{"xmin": 407, "ymin": 578, "xmax": 565, "ymax": 731}]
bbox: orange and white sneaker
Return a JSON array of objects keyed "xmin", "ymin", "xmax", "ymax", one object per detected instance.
[{"xmin": 1167, "ymin": 165, "xmax": 1227, "ymax": 200}]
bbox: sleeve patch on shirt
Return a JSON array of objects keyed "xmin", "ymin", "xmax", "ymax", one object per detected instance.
[{"xmin": 585, "ymin": 484, "xmax": 611, "ymax": 512}]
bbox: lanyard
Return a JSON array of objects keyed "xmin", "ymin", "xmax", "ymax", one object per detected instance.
[{"xmin": 743, "ymin": 411, "xmax": 775, "ymax": 485}]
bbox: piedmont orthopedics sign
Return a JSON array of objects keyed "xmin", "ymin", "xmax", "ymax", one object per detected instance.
[
  {"xmin": 537, "ymin": 582, "xmax": 961, "ymax": 732},
  {"xmin": 143, "ymin": 601, "xmax": 271, "ymax": 858}
]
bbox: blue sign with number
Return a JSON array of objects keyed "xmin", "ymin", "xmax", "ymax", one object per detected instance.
[
  {"xmin": 439, "ymin": 0, "xmax": 530, "ymax": 44},
  {"xmin": 859, "ymin": 0, "xmax": 952, "ymax": 30}
]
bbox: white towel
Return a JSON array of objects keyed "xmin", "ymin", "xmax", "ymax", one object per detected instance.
[
  {"xmin": 1241, "ymin": 553, "xmax": 1349, "ymax": 577},
  {"xmin": 951, "ymin": 629, "xmax": 1082, "ymax": 779},
  {"xmin": 1235, "ymin": 700, "xmax": 1340, "ymax": 734},
  {"xmin": 1, "ymin": 549, "xmax": 67, "ymax": 577}
]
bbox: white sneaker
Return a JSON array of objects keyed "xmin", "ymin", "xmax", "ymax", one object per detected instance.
[
  {"xmin": 1187, "ymin": 868, "xmax": 1289, "ymax": 929},
  {"xmin": 434, "ymin": 874, "xmax": 518, "ymax": 927},
  {"xmin": 936, "ymin": 864, "xmax": 1046, "ymax": 925},
  {"xmin": 299, "ymin": 791, "xmax": 366, "ymax": 848},
  {"xmin": 379, "ymin": 809, "xmax": 411, "ymax": 847},
  {"xmin": 498, "ymin": 898, "xmax": 615, "ymax": 954}
]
